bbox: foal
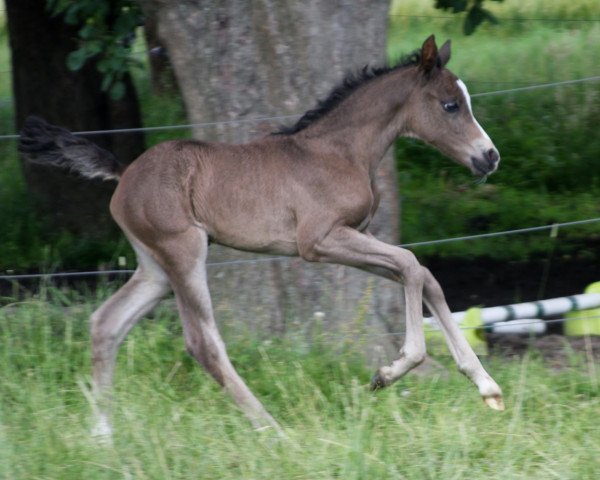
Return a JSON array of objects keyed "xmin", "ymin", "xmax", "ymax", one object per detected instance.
[{"xmin": 20, "ymin": 36, "xmax": 503, "ymax": 437}]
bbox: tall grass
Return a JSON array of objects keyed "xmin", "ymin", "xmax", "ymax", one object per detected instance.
[{"xmin": 1, "ymin": 291, "xmax": 599, "ymax": 479}]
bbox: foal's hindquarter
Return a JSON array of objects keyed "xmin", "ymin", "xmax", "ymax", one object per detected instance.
[{"xmin": 90, "ymin": 36, "xmax": 504, "ymax": 437}]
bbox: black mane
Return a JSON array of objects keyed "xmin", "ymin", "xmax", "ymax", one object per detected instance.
[{"xmin": 272, "ymin": 51, "xmax": 421, "ymax": 136}]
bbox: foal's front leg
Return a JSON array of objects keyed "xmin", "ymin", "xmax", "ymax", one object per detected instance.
[
  {"xmin": 421, "ymin": 268, "xmax": 504, "ymax": 410},
  {"xmin": 300, "ymin": 226, "xmax": 428, "ymax": 386},
  {"xmin": 301, "ymin": 226, "xmax": 503, "ymax": 409}
]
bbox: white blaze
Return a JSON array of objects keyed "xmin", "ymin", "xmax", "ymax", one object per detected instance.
[{"xmin": 456, "ymin": 79, "xmax": 491, "ymax": 141}]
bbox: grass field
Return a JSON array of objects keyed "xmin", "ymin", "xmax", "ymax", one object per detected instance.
[
  {"xmin": 1, "ymin": 2, "xmax": 600, "ymax": 478},
  {"xmin": 1, "ymin": 291, "xmax": 599, "ymax": 479}
]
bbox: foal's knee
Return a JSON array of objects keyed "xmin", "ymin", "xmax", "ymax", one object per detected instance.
[
  {"xmin": 297, "ymin": 237, "xmax": 324, "ymax": 263},
  {"xmin": 421, "ymin": 266, "xmax": 446, "ymax": 304},
  {"xmin": 396, "ymin": 250, "xmax": 424, "ymax": 287}
]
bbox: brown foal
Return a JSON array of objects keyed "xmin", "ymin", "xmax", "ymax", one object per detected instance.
[{"xmin": 19, "ymin": 36, "xmax": 504, "ymax": 438}]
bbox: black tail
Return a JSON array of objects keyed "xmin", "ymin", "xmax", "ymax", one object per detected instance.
[{"xmin": 18, "ymin": 116, "xmax": 125, "ymax": 182}]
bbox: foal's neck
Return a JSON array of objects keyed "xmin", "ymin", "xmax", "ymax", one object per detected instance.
[{"xmin": 300, "ymin": 67, "xmax": 418, "ymax": 174}]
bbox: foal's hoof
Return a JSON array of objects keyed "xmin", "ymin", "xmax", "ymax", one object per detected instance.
[
  {"xmin": 370, "ymin": 371, "xmax": 390, "ymax": 391},
  {"xmin": 483, "ymin": 394, "xmax": 505, "ymax": 411}
]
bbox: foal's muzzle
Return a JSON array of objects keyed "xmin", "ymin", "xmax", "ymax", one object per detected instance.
[{"xmin": 471, "ymin": 148, "xmax": 500, "ymax": 176}]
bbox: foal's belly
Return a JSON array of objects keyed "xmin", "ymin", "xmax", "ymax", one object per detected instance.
[{"xmin": 202, "ymin": 207, "xmax": 300, "ymax": 256}]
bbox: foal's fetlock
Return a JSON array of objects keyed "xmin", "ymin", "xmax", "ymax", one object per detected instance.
[{"xmin": 370, "ymin": 366, "xmax": 393, "ymax": 391}]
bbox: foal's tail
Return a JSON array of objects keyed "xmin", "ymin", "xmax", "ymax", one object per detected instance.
[{"xmin": 18, "ymin": 116, "xmax": 125, "ymax": 182}]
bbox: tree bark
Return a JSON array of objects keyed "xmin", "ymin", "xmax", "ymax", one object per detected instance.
[
  {"xmin": 143, "ymin": 15, "xmax": 178, "ymax": 95},
  {"xmin": 141, "ymin": 0, "xmax": 403, "ymax": 361},
  {"xmin": 6, "ymin": 0, "xmax": 145, "ymax": 237}
]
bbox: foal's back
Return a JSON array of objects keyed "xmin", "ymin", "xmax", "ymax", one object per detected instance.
[{"xmin": 110, "ymin": 136, "xmax": 373, "ymax": 255}]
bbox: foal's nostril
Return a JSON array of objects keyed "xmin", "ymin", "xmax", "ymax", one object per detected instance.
[{"xmin": 487, "ymin": 148, "xmax": 500, "ymax": 167}]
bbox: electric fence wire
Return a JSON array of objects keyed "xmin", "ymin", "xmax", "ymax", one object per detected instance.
[
  {"xmin": 388, "ymin": 13, "xmax": 600, "ymax": 22},
  {"xmin": 0, "ymin": 75, "xmax": 599, "ymax": 140},
  {"xmin": 336, "ymin": 314, "xmax": 600, "ymax": 339},
  {"xmin": 2, "ymin": 216, "xmax": 600, "ymax": 281}
]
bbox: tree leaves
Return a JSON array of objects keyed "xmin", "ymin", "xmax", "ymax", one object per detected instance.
[
  {"xmin": 46, "ymin": 0, "xmax": 142, "ymax": 100},
  {"xmin": 464, "ymin": 3, "xmax": 499, "ymax": 35},
  {"xmin": 66, "ymin": 49, "xmax": 90, "ymax": 71},
  {"xmin": 435, "ymin": 0, "xmax": 503, "ymax": 35}
]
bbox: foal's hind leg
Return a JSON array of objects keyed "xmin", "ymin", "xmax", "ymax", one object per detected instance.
[
  {"xmin": 149, "ymin": 227, "xmax": 281, "ymax": 433},
  {"xmin": 90, "ymin": 247, "xmax": 170, "ymax": 437},
  {"xmin": 421, "ymin": 268, "xmax": 504, "ymax": 410}
]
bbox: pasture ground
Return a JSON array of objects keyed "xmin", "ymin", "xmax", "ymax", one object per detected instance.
[
  {"xmin": 1, "ymin": 291, "xmax": 599, "ymax": 479},
  {"xmin": 1, "ymin": 1, "xmax": 600, "ymax": 478}
]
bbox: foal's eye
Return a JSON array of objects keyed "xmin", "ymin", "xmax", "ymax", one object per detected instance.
[{"xmin": 442, "ymin": 102, "xmax": 459, "ymax": 113}]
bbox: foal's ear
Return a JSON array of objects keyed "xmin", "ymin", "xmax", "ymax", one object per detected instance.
[
  {"xmin": 438, "ymin": 40, "xmax": 451, "ymax": 68},
  {"xmin": 420, "ymin": 35, "xmax": 439, "ymax": 74}
]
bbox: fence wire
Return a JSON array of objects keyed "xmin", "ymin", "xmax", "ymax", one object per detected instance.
[
  {"xmin": 0, "ymin": 75, "xmax": 599, "ymax": 140},
  {"xmin": 1, "ymin": 53, "xmax": 599, "ymax": 336},
  {"xmin": 2, "ymin": 216, "xmax": 600, "ymax": 281},
  {"xmin": 389, "ymin": 14, "xmax": 600, "ymax": 22}
]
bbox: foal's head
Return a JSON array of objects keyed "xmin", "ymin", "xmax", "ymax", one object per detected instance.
[{"xmin": 403, "ymin": 36, "xmax": 500, "ymax": 177}]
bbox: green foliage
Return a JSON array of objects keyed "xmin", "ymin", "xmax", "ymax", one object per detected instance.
[
  {"xmin": 47, "ymin": 0, "xmax": 143, "ymax": 100},
  {"xmin": 1, "ymin": 294, "xmax": 599, "ymax": 478},
  {"xmin": 0, "ymin": 10, "xmax": 187, "ymax": 272},
  {"xmin": 1, "ymin": 0, "xmax": 600, "ymax": 270},
  {"xmin": 389, "ymin": 0, "xmax": 600, "ymax": 260},
  {"xmin": 435, "ymin": 0, "xmax": 503, "ymax": 35},
  {"xmin": 0, "ymin": 138, "xmax": 135, "ymax": 270}
]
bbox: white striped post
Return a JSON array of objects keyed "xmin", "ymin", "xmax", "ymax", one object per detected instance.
[{"xmin": 425, "ymin": 283, "xmax": 600, "ymax": 353}]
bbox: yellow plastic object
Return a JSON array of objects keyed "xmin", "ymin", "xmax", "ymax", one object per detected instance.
[
  {"xmin": 425, "ymin": 307, "xmax": 488, "ymax": 356},
  {"xmin": 462, "ymin": 307, "xmax": 488, "ymax": 355},
  {"xmin": 565, "ymin": 282, "xmax": 600, "ymax": 336}
]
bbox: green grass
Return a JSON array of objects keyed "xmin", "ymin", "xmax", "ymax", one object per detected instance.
[
  {"xmin": 2, "ymin": 5, "xmax": 599, "ymax": 477},
  {"xmin": 0, "ymin": 17, "xmax": 188, "ymax": 271},
  {"xmin": 1, "ymin": 291, "xmax": 599, "ymax": 479}
]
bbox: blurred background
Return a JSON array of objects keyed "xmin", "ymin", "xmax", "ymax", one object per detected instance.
[
  {"xmin": 1, "ymin": 0, "xmax": 600, "ymax": 339},
  {"xmin": 1, "ymin": 2, "xmax": 600, "ymax": 477}
]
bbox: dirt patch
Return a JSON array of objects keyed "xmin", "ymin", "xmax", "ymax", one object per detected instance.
[{"xmin": 488, "ymin": 334, "xmax": 600, "ymax": 369}]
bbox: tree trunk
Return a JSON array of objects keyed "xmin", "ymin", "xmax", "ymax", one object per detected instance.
[
  {"xmin": 6, "ymin": 0, "xmax": 145, "ymax": 237},
  {"xmin": 143, "ymin": 15, "xmax": 178, "ymax": 95},
  {"xmin": 141, "ymin": 0, "xmax": 403, "ymax": 361}
]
